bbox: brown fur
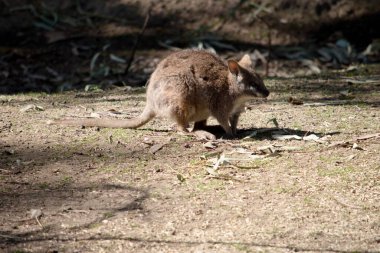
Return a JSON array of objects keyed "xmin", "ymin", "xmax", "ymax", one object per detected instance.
[{"xmin": 51, "ymin": 50, "xmax": 270, "ymax": 137}]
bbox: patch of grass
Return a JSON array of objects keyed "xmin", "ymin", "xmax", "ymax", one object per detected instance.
[
  {"xmin": 195, "ymin": 179, "xmax": 225, "ymax": 192},
  {"xmin": 99, "ymin": 164, "xmax": 118, "ymax": 173},
  {"xmin": 274, "ymin": 185, "xmax": 300, "ymax": 195},
  {"xmin": 244, "ymin": 158, "xmax": 272, "ymax": 168},
  {"xmin": 103, "ymin": 212, "xmax": 115, "ymax": 219},
  {"xmin": 25, "ymin": 92, "xmax": 48, "ymax": 97},
  {"xmin": 121, "ymin": 166, "xmax": 133, "ymax": 174},
  {"xmin": 103, "ymin": 128, "xmax": 139, "ymax": 141},
  {"xmin": 38, "ymin": 182, "xmax": 50, "ymax": 189},
  {"xmin": 303, "ymin": 196, "xmax": 313, "ymax": 206},
  {"xmin": 291, "ymin": 123, "xmax": 303, "ymax": 130},
  {"xmin": 134, "ymin": 159, "xmax": 149, "ymax": 170},
  {"xmin": 75, "ymin": 133, "xmax": 102, "ymax": 146},
  {"xmin": 317, "ymin": 166, "xmax": 356, "ymax": 178},
  {"xmin": 0, "ymin": 186, "xmax": 11, "ymax": 194},
  {"xmin": 60, "ymin": 176, "xmax": 73, "ymax": 186},
  {"xmin": 233, "ymin": 243, "xmax": 251, "ymax": 252},
  {"xmin": 11, "ymin": 250, "xmax": 28, "ymax": 253},
  {"xmin": 318, "ymin": 155, "xmax": 337, "ymax": 164},
  {"xmin": 88, "ymin": 222, "xmax": 102, "ymax": 229}
]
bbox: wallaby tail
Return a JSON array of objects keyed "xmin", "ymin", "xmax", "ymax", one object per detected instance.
[{"xmin": 48, "ymin": 106, "xmax": 155, "ymax": 129}]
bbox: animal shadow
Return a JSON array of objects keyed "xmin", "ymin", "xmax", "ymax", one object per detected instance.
[{"xmin": 200, "ymin": 125, "xmax": 339, "ymax": 140}]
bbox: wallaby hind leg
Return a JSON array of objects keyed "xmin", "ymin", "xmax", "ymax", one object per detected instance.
[
  {"xmin": 215, "ymin": 115, "xmax": 233, "ymax": 138},
  {"xmin": 169, "ymin": 105, "xmax": 190, "ymax": 133}
]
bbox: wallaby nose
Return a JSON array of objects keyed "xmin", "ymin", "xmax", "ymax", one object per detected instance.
[{"xmin": 262, "ymin": 89, "xmax": 270, "ymax": 98}]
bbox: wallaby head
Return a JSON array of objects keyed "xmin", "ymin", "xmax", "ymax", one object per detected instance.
[{"xmin": 227, "ymin": 54, "xmax": 270, "ymax": 98}]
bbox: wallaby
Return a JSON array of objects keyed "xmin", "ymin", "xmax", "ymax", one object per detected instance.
[{"xmin": 50, "ymin": 49, "xmax": 269, "ymax": 139}]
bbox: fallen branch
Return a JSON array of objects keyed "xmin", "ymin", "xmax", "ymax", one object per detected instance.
[{"xmin": 124, "ymin": 8, "xmax": 151, "ymax": 75}]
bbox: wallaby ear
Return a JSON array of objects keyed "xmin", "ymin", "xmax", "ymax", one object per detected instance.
[
  {"xmin": 228, "ymin": 60, "xmax": 240, "ymax": 76},
  {"xmin": 238, "ymin": 54, "xmax": 252, "ymax": 68}
]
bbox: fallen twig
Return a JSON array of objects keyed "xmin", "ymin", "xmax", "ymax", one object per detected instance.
[
  {"xmin": 207, "ymin": 174, "xmax": 249, "ymax": 183},
  {"xmin": 355, "ymin": 133, "xmax": 380, "ymax": 141},
  {"xmin": 332, "ymin": 196, "xmax": 362, "ymax": 209},
  {"xmin": 0, "ymin": 234, "xmax": 22, "ymax": 240},
  {"xmin": 35, "ymin": 217, "xmax": 43, "ymax": 228}
]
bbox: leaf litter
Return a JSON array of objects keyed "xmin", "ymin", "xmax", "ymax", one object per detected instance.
[{"xmin": 204, "ymin": 128, "xmax": 377, "ymax": 179}]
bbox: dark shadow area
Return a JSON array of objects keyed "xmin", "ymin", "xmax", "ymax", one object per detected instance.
[
  {"xmin": 0, "ymin": 183, "xmax": 150, "ymax": 241},
  {"xmin": 0, "ymin": 0, "xmax": 379, "ymax": 93},
  {"xmin": 1, "ymin": 232, "xmax": 375, "ymax": 253},
  {"xmin": 0, "ymin": 121, "xmax": 335, "ymax": 177},
  {"xmin": 193, "ymin": 125, "xmax": 340, "ymax": 140}
]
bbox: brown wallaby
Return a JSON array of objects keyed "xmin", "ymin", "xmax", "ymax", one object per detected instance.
[{"xmin": 50, "ymin": 49, "xmax": 269, "ymax": 139}]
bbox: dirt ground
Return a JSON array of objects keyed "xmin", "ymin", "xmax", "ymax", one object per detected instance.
[
  {"xmin": 0, "ymin": 63, "xmax": 379, "ymax": 252},
  {"xmin": 1, "ymin": 0, "xmax": 380, "ymax": 252}
]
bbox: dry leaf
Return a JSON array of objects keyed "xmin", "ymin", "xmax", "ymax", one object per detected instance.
[
  {"xmin": 203, "ymin": 142, "xmax": 217, "ymax": 149},
  {"xmin": 352, "ymin": 143, "xmax": 365, "ymax": 150},
  {"xmin": 194, "ymin": 130, "xmax": 216, "ymax": 140},
  {"xmin": 89, "ymin": 112, "xmax": 101, "ymax": 118},
  {"xmin": 20, "ymin": 104, "xmax": 38, "ymax": 112},
  {"xmin": 243, "ymin": 130, "xmax": 258, "ymax": 140},
  {"xmin": 110, "ymin": 54, "xmax": 126, "ymax": 64},
  {"xmin": 328, "ymin": 141, "xmax": 351, "ymax": 148},
  {"xmin": 143, "ymin": 137, "xmax": 154, "ymax": 145},
  {"xmin": 177, "ymin": 174, "xmax": 186, "ymax": 183},
  {"xmin": 356, "ymin": 133, "xmax": 380, "ymax": 141},
  {"xmin": 303, "ymin": 134, "xmax": 320, "ymax": 141},
  {"xmin": 149, "ymin": 143, "xmax": 164, "ymax": 154},
  {"xmin": 288, "ymin": 97, "xmax": 304, "ymax": 105},
  {"xmin": 108, "ymin": 109, "xmax": 122, "ymax": 115},
  {"xmin": 272, "ymin": 134, "xmax": 302, "ymax": 140},
  {"xmin": 257, "ymin": 145, "xmax": 276, "ymax": 154},
  {"xmin": 20, "ymin": 104, "xmax": 44, "ymax": 112}
]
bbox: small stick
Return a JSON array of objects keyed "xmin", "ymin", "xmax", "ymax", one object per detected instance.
[
  {"xmin": 0, "ymin": 234, "xmax": 21, "ymax": 240},
  {"xmin": 257, "ymin": 17, "xmax": 272, "ymax": 77},
  {"xmin": 35, "ymin": 217, "xmax": 43, "ymax": 227},
  {"xmin": 332, "ymin": 196, "xmax": 362, "ymax": 209},
  {"xmin": 124, "ymin": 8, "xmax": 151, "ymax": 75}
]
